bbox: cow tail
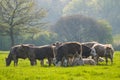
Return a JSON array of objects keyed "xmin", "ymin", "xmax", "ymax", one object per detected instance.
[
  {"xmin": 52, "ymin": 46, "xmax": 56, "ymax": 58},
  {"xmin": 79, "ymin": 44, "xmax": 82, "ymax": 59}
]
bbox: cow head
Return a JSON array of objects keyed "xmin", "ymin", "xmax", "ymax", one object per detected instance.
[
  {"xmin": 105, "ymin": 44, "xmax": 114, "ymax": 58},
  {"xmin": 5, "ymin": 57, "xmax": 12, "ymax": 66},
  {"xmin": 90, "ymin": 48, "xmax": 97, "ymax": 57},
  {"xmin": 52, "ymin": 41, "xmax": 62, "ymax": 49}
]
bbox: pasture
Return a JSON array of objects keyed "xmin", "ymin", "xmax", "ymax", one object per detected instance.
[{"xmin": 0, "ymin": 51, "xmax": 120, "ymax": 80}]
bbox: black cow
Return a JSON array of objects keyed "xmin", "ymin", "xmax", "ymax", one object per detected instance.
[
  {"xmin": 55, "ymin": 42, "xmax": 82, "ymax": 66},
  {"xmin": 20, "ymin": 45, "xmax": 55, "ymax": 66},
  {"xmin": 5, "ymin": 44, "xmax": 34, "ymax": 66}
]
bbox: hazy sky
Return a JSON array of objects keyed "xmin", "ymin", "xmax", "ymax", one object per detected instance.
[{"xmin": 35, "ymin": 0, "xmax": 71, "ymax": 23}]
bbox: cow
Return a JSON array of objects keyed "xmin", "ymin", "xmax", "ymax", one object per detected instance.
[
  {"xmin": 20, "ymin": 45, "xmax": 55, "ymax": 66},
  {"xmin": 92, "ymin": 43, "xmax": 114, "ymax": 65},
  {"xmin": 82, "ymin": 58, "xmax": 96, "ymax": 65},
  {"xmin": 54, "ymin": 42, "xmax": 83, "ymax": 66},
  {"xmin": 72, "ymin": 52, "xmax": 96, "ymax": 66},
  {"xmin": 81, "ymin": 44, "xmax": 96, "ymax": 58},
  {"xmin": 5, "ymin": 44, "xmax": 34, "ymax": 66}
]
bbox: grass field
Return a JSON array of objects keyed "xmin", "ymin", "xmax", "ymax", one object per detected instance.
[{"xmin": 0, "ymin": 51, "xmax": 120, "ymax": 80}]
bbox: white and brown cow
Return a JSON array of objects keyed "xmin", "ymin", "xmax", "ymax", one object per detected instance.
[{"xmin": 92, "ymin": 43, "xmax": 114, "ymax": 65}]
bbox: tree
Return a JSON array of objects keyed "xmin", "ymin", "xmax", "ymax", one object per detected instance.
[
  {"xmin": 62, "ymin": 0, "xmax": 120, "ymax": 35},
  {"xmin": 52, "ymin": 14, "xmax": 112, "ymax": 43},
  {"xmin": 0, "ymin": 0, "xmax": 47, "ymax": 46},
  {"xmin": 96, "ymin": 0, "xmax": 120, "ymax": 34},
  {"xmin": 63, "ymin": 0, "xmax": 99, "ymax": 17}
]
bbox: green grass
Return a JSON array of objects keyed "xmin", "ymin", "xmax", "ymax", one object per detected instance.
[{"xmin": 0, "ymin": 51, "xmax": 120, "ymax": 80}]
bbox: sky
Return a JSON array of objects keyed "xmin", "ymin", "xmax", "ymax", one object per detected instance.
[{"xmin": 35, "ymin": 0, "xmax": 70, "ymax": 23}]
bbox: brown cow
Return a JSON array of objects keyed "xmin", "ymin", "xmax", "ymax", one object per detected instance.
[
  {"xmin": 54, "ymin": 42, "xmax": 83, "ymax": 66},
  {"xmin": 92, "ymin": 43, "xmax": 114, "ymax": 65}
]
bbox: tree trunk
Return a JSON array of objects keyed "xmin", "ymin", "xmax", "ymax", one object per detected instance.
[{"xmin": 9, "ymin": 27, "xmax": 14, "ymax": 47}]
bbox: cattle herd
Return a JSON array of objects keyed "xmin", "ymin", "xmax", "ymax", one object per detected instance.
[{"xmin": 5, "ymin": 41, "xmax": 114, "ymax": 67}]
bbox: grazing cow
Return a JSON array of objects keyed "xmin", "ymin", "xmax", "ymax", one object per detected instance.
[
  {"xmin": 5, "ymin": 44, "xmax": 34, "ymax": 66},
  {"xmin": 81, "ymin": 44, "xmax": 96, "ymax": 58},
  {"xmin": 20, "ymin": 45, "xmax": 55, "ymax": 66},
  {"xmin": 92, "ymin": 43, "xmax": 114, "ymax": 65},
  {"xmin": 55, "ymin": 42, "xmax": 82, "ymax": 66}
]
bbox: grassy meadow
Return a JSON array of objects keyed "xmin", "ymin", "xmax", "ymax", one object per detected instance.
[{"xmin": 0, "ymin": 51, "xmax": 120, "ymax": 80}]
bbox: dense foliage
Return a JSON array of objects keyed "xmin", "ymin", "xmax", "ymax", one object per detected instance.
[
  {"xmin": 0, "ymin": 0, "xmax": 47, "ymax": 46},
  {"xmin": 37, "ymin": 0, "xmax": 120, "ymax": 35},
  {"xmin": 52, "ymin": 14, "xmax": 112, "ymax": 43}
]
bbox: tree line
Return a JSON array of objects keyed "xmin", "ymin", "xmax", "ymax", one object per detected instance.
[{"xmin": 0, "ymin": 0, "xmax": 114, "ymax": 50}]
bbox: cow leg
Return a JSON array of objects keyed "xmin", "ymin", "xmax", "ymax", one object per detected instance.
[
  {"xmin": 109, "ymin": 56, "xmax": 113, "ymax": 65},
  {"xmin": 30, "ymin": 60, "xmax": 34, "ymax": 66},
  {"xmin": 13, "ymin": 55, "xmax": 18, "ymax": 66},
  {"xmin": 110, "ymin": 57, "xmax": 113, "ymax": 65},
  {"xmin": 48, "ymin": 58, "xmax": 52, "ymax": 66},
  {"xmin": 14, "ymin": 58, "xmax": 18, "ymax": 66},
  {"xmin": 29, "ymin": 58, "xmax": 36, "ymax": 66},
  {"xmin": 12, "ymin": 55, "xmax": 17, "ymax": 66},
  {"xmin": 34, "ymin": 60, "xmax": 37, "ymax": 65},
  {"xmin": 68, "ymin": 57, "xmax": 73, "ymax": 66},
  {"xmin": 110, "ymin": 58, "xmax": 113, "ymax": 65},
  {"xmin": 105, "ymin": 57, "xmax": 108, "ymax": 65},
  {"xmin": 94, "ymin": 56, "xmax": 99, "ymax": 65},
  {"xmin": 40, "ymin": 60, "xmax": 44, "ymax": 66},
  {"xmin": 61, "ymin": 57, "xmax": 68, "ymax": 67}
]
